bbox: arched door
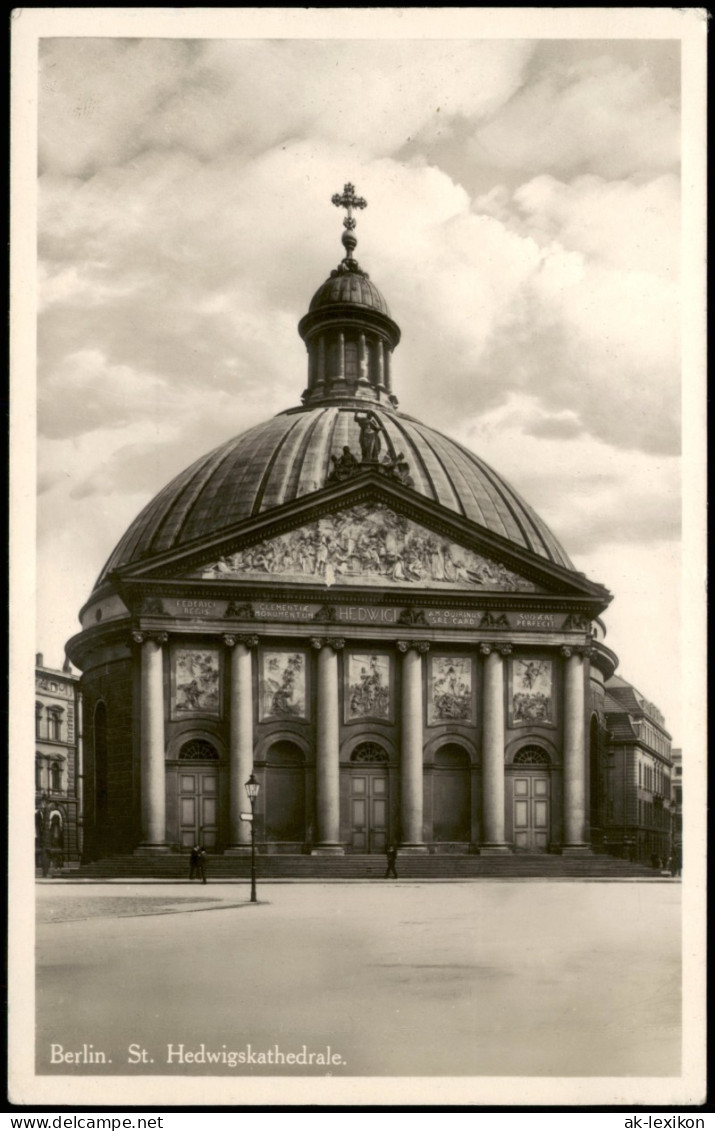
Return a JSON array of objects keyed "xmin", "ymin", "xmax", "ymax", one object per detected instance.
[
  {"xmin": 178, "ymin": 740, "xmax": 220, "ymax": 849},
  {"xmin": 433, "ymin": 744, "xmax": 471, "ymax": 843},
  {"xmin": 265, "ymin": 741, "xmax": 306, "ymax": 843},
  {"xmin": 511, "ymin": 746, "xmax": 551, "ymax": 852},
  {"xmin": 349, "ymin": 743, "xmax": 389, "ymax": 852}
]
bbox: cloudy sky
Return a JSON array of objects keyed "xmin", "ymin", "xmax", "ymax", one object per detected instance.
[{"xmin": 31, "ymin": 16, "xmax": 691, "ymax": 740}]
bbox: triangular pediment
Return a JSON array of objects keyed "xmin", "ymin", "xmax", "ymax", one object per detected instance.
[
  {"xmin": 112, "ymin": 472, "xmax": 611, "ymax": 606},
  {"xmin": 183, "ymin": 502, "xmax": 543, "ymax": 593}
]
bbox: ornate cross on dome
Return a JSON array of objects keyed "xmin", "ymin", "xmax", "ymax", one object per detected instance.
[{"xmin": 331, "ymin": 182, "xmax": 367, "ymax": 232}]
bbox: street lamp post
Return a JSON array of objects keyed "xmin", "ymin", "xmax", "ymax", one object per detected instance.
[{"xmin": 245, "ymin": 773, "xmax": 260, "ymax": 903}]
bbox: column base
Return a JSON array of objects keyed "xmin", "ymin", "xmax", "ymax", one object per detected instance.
[
  {"xmin": 398, "ymin": 844, "xmax": 428, "ymax": 854},
  {"xmin": 311, "ymin": 845, "xmax": 345, "ymax": 856},
  {"xmin": 224, "ymin": 845, "xmax": 253, "ymax": 856},
  {"xmin": 562, "ymin": 844, "xmax": 592, "ymax": 855},
  {"xmin": 480, "ymin": 844, "xmax": 512, "ymax": 855},
  {"xmin": 134, "ymin": 843, "xmax": 171, "ymax": 855}
]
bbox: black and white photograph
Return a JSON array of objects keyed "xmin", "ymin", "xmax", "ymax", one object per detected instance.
[{"xmin": 9, "ymin": 7, "xmax": 706, "ymax": 1111}]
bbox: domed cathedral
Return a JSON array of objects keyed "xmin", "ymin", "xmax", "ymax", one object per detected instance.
[{"xmin": 66, "ymin": 183, "xmax": 618, "ymax": 866}]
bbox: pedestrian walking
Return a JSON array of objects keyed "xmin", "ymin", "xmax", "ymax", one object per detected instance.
[
  {"xmin": 189, "ymin": 843, "xmax": 207, "ymax": 883},
  {"xmin": 385, "ymin": 844, "xmax": 398, "ymax": 879},
  {"xmin": 671, "ymin": 846, "xmax": 682, "ymax": 877}
]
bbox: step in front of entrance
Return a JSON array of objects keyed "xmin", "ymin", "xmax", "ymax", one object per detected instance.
[{"xmin": 69, "ymin": 854, "xmax": 656, "ymax": 881}]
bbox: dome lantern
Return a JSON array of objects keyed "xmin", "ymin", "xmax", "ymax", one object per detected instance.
[{"xmin": 298, "ymin": 183, "xmax": 401, "ymax": 409}]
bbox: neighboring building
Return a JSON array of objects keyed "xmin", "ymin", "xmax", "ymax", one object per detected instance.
[
  {"xmin": 602, "ymin": 674, "xmax": 673, "ymax": 864},
  {"xmin": 670, "ymin": 746, "xmax": 682, "ymax": 851},
  {"xmin": 65, "ymin": 184, "xmax": 657, "ymax": 866},
  {"xmin": 35, "ymin": 653, "xmax": 82, "ymax": 867}
]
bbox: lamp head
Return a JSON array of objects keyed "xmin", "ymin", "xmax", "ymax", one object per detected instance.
[{"xmin": 245, "ymin": 773, "xmax": 260, "ymax": 803}]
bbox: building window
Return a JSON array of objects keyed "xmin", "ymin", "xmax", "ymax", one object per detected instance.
[
  {"xmin": 47, "ymin": 708, "xmax": 63, "ymax": 741},
  {"xmin": 351, "ymin": 743, "xmax": 389, "ymax": 764},
  {"xmin": 35, "ymin": 759, "xmax": 43, "ymax": 791},
  {"xmin": 178, "ymin": 739, "xmax": 219, "ymax": 761},
  {"xmin": 513, "ymin": 745, "xmax": 551, "ymax": 765},
  {"xmin": 50, "ymin": 762, "xmax": 62, "ymax": 792},
  {"xmin": 35, "ymin": 703, "xmax": 43, "ymax": 739}
]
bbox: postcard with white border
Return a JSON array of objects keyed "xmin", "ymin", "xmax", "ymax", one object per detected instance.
[{"xmin": 9, "ymin": 6, "xmax": 707, "ymax": 1111}]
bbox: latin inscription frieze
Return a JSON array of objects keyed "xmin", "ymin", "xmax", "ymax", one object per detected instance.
[{"xmin": 160, "ymin": 597, "xmax": 590, "ymax": 632}]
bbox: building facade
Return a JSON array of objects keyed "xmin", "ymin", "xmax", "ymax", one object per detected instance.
[
  {"xmin": 67, "ymin": 185, "xmax": 629, "ymax": 863},
  {"xmin": 602, "ymin": 675, "xmax": 674, "ymax": 864},
  {"xmin": 35, "ymin": 653, "xmax": 82, "ymax": 868},
  {"xmin": 670, "ymin": 747, "xmax": 682, "ymax": 852}
]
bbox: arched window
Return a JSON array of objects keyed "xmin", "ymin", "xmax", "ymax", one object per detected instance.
[
  {"xmin": 350, "ymin": 742, "xmax": 389, "ymax": 764},
  {"xmin": 179, "ymin": 739, "xmax": 219, "ymax": 761},
  {"xmin": 35, "ymin": 758, "xmax": 43, "ymax": 791},
  {"xmin": 266, "ymin": 741, "xmax": 304, "ymax": 766},
  {"xmin": 513, "ymin": 745, "xmax": 551, "ymax": 765},
  {"xmin": 50, "ymin": 761, "xmax": 62, "ymax": 792},
  {"xmin": 434, "ymin": 744, "xmax": 470, "ymax": 769}
]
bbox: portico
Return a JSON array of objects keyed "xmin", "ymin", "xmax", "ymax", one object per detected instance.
[{"xmin": 120, "ymin": 608, "xmax": 599, "ymax": 858}]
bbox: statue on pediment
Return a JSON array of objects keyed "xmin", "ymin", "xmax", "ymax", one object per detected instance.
[
  {"xmin": 355, "ymin": 411, "xmax": 383, "ymax": 463},
  {"xmin": 327, "ymin": 445, "xmax": 361, "ymax": 484}
]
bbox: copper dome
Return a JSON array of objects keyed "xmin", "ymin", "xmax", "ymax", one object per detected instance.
[{"xmin": 308, "ymin": 270, "xmax": 391, "ymax": 316}]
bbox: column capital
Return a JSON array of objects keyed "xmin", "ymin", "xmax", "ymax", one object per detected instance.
[
  {"xmin": 132, "ymin": 630, "xmax": 168, "ymax": 646},
  {"xmin": 396, "ymin": 640, "xmax": 429, "ymax": 654},
  {"xmin": 481, "ymin": 641, "xmax": 512, "ymax": 657},
  {"xmin": 310, "ymin": 636, "xmax": 344, "ymax": 651},
  {"xmin": 223, "ymin": 634, "xmax": 237, "ymax": 648},
  {"xmin": 239, "ymin": 634, "xmax": 259, "ymax": 649}
]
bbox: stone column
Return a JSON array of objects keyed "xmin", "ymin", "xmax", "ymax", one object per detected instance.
[
  {"xmin": 384, "ymin": 348, "xmax": 392, "ymax": 394},
  {"xmin": 358, "ymin": 332, "xmax": 369, "ymax": 388},
  {"xmin": 311, "ymin": 638, "xmax": 345, "ymax": 854},
  {"xmin": 375, "ymin": 339, "xmax": 386, "ymax": 391},
  {"xmin": 398, "ymin": 641, "xmax": 429, "ymax": 852},
  {"xmin": 480, "ymin": 643, "xmax": 511, "ymax": 853},
  {"xmin": 316, "ymin": 336, "xmax": 326, "ymax": 392},
  {"xmin": 136, "ymin": 632, "xmax": 169, "ymax": 852},
  {"xmin": 562, "ymin": 646, "xmax": 589, "ymax": 853},
  {"xmin": 225, "ymin": 635, "xmax": 257, "ymax": 853}
]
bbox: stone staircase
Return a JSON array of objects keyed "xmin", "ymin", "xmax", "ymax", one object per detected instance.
[{"xmin": 66, "ymin": 852, "xmax": 660, "ymax": 881}]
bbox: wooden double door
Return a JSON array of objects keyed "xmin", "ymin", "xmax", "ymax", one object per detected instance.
[
  {"xmin": 350, "ymin": 770, "xmax": 388, "ymax": 852},
  {"xmin": 512, "ymin": 772, "xmax": 550, "ymax": 852},
  {"xmin": 179, "ymin": 768, "xmax": 218, "ymax": 849}
]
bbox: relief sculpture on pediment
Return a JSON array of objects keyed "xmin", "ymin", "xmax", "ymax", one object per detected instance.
[{"xmin": 195, "ymin": 505, "xmax": 536, "ymax": 592}]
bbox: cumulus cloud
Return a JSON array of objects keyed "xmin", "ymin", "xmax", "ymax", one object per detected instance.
[
  {"xmin": 452, "ymin": 394, "xmax": 681, "ymax": 557},
  {"xmin": 469, "ymin": 50, "xmax": 680, "ymax": 179}
]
